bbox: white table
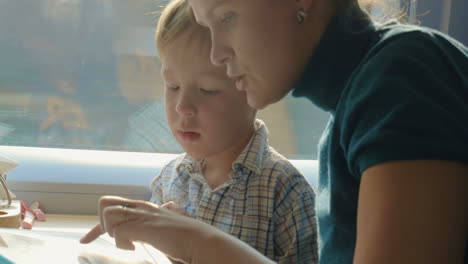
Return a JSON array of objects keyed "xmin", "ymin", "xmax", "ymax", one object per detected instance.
[{"xmin": 31, "ymin": 214, "xmax": 172, "ymax": 264}]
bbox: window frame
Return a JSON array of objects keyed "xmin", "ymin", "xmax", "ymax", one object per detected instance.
[{"xmin": 2, "ymin": 0, "xmax": 463, "ymax": 215}]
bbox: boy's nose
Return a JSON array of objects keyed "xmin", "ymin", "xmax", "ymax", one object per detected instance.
[{"xmin": 175, "ymin": 96, "xmax": 196, "ymax": 118}]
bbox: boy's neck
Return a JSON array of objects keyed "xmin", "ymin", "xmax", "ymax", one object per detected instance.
[{"xmin": 202, "ymin": 125, "xmax": 256, "ymax": 189}]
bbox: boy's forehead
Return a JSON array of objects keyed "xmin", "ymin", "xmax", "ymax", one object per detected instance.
[
  {"xmin": 160, "ymin": 30, "xmax": 224, "ymax": 80},
  {"xmin": 168, "ymin": 27, "xmax": 212, "ymax": 55}
]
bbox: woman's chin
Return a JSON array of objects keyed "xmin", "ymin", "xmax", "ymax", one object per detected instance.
[{"xmin": 247, "ymin": 94, "xmax": 275, "ymax": 110}]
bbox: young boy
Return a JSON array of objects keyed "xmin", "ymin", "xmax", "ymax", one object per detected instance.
[{"xmin": 150, "ymin": 0, "xmax": 318, "ymax": 263}]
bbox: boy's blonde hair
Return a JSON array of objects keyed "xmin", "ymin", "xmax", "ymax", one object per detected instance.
[{"xmin": 155, "ymin": 0, "xmax": 203, "ymax": 53}]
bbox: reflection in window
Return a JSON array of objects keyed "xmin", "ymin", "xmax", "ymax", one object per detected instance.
[{"xmin": 0, "ymin": 0, "xmax": 330, "ymax": 159}]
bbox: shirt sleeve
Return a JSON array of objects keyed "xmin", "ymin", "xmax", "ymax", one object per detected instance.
[
  {"xmin": 340, "ymin": 31, "xmax": 468, "ymax": 178},
  {"xmin": 273, "ymin": 174, "xmax": 319, "ymax": 264}
]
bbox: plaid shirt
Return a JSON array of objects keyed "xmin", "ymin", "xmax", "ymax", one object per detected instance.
[{"xmin": 150, "ymin": 120, "xmax": 318, "ymax": 263}]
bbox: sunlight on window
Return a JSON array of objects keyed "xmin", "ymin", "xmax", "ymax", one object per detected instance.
[{"xmin": 0, "ymin": 0, "xmax": 329, "ymax": 159}]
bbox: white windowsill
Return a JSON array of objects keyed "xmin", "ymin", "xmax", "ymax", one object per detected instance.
[{"xmin": 1, "ymin": 145, "xmax": 318, "ymax": 215}]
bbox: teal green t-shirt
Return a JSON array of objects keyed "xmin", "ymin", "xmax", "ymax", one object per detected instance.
[{"xmin": 293, "ymin": 5, "xmax": 468, "ymax": 264}]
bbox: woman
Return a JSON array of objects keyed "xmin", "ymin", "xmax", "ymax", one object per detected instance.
[{"xmin": 82, "ymin": 0, "xmax": 468, "ymax": 263}]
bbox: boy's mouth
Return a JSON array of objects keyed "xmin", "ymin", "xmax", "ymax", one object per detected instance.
[{"xmin": 178, "ymin": 131, "xmax": 201, "ymax": 141}]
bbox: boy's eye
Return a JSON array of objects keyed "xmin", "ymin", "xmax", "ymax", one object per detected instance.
[
  {"xmin": 200, "ymin": 88, "xmax": 218, "ymax": 95},
  {"xmin": 166, "ymin": 86, "xmax": 179, "ymax": 92}
]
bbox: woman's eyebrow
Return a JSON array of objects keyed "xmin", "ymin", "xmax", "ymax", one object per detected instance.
[{"xmin": 197, "ymin": 0, "xmax": 228, "ymax": 23}]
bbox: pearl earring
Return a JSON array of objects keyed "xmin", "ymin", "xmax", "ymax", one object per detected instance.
[{"xmin": 297, "ymin": 9, "xmax": 307, "ymax": 24}]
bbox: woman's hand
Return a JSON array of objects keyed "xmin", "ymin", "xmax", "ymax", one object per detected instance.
[
  {"xmin": 80, "ymin": 196, "xmax": 199, "ymax": 263},
  {"xmin": 160, "ymin": 201, "xmax": 189, "ymax": 216},
  {"xmin": 80, "ymin": 196, "xmax": 275, "ymax": 264}
]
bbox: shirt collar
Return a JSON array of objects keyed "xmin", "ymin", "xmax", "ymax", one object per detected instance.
[
  {"xmin": 175, "ymin": 119, "xmax": 269, "ymax": 179},
  {"xmin": 175, "ymin": 155, "xmax": 204, "ymax": 176},
  {"xmin": 232, "ymin": 119, "xmax": 269, "ymax": 177},
  {"xmin": 292, "ymin": 4, "xmax": 375, "ymax": 113}
]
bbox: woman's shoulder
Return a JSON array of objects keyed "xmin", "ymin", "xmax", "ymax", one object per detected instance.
[
  {"xmin": 365, "ymin": 22, "xmax": 468, "ymax": 69},
  {"xmin": 342, "ymin": 22, "xmax": 468, "ymax": 101}
]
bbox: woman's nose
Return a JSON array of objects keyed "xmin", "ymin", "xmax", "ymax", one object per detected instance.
[{"xmin": 210, "ymin": 31, "xmax": 233, "ymax": 66}]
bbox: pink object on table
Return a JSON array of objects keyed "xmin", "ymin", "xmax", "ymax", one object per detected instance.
[
  {"xmin": 29, "ymin": 201, "xmax": 46, "ymax": 221},
  {"xmin": 20, "ymin": 200, "xmax": 36, "ymax": 229}
]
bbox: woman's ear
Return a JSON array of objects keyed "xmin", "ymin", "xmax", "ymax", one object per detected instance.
[{"xmin": 296, "ymin": 0, "xmax": 316, "ymax": 12}]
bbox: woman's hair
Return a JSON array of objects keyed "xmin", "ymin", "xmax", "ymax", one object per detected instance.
[
  {"xmin": 155, "ymin": 0, "xmax": 200, "ymax": 53},
  {"xmin": 154, "ymin": 0, "xmax": 407, "ymax": 53},
  {"xmin": 339, "ymin": 0, "xmax": 409, "ymax": 23},
  {"xmin": 359, "ymin": 0, "xmax": 409, "ymax": 23}
]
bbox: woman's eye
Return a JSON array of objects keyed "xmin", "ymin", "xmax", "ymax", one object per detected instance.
[
  {"xmin": 200, "ymin": 88, "xmax": 218, "ymax": 95},
  {"xmin": 219, "ymin": 12, "xmax": 235, "ymax": 24}
]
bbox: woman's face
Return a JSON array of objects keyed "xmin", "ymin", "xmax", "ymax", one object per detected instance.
[{"xmin": 188, "ymin": 0, "xmax": 313, "ymax": 110}]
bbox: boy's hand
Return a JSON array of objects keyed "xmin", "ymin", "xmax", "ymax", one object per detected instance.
[{"xmin": 160, "ymin": 201, "xmax": 189, "ymax": 216}]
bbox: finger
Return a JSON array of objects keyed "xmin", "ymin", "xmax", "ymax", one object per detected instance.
[
  {"xmin": 161, "ymin": 201, "xmax": 177, "ymax": 210},
  {"xmin": 114, "ymin": 225, "xmax": 136, "ymax": 251},
  {"xmin": 98, "ymin": 196, "xmax": 157, "ymax": 218},
  {"xmin": 161, "ymin": 201, "xmax": 188, "ymax": 216},
  {"xmin": 97, "ymin": 197, "xmax": 160, "ymax": 237},
  {"xmin": 111, "ymin": 211, "xmax": 156, "ymax": 251},
  {"xmin": 98, "ymin": 196, "xmax": 131, "ymax": 232},
  {"xmin": 110, "ymin": 208, "xmax": 195, "ymax": 261},
  {"xmin": 101, "ymin": 204, "xmax": 145, "ymax": 237},
  {"xmin": 111, "ymin": 209, "xmax": 155, "ymax": 251},
  {"xmin": 102, "ymin": 205, "xmax": 130, "ymax": 237},
  {"xmin": 80, "ymin": 224, "xmax": 104, "ymax": 244}
]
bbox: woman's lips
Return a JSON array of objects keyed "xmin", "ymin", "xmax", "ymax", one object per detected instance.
[{"xmin": 232, "ymin": 75, "xmax": 246, "ymax": 91}]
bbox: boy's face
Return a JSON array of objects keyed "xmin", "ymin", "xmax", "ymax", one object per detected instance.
[{"xmin": 161, "ymin": 29, "xmax": 256, "ymax": 159}]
